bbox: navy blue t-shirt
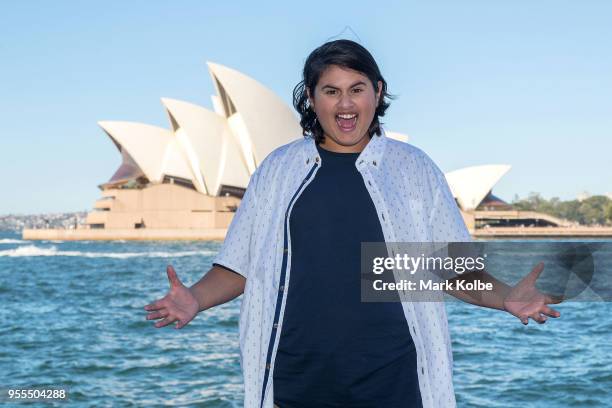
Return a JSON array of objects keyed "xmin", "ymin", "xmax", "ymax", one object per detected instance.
[{"xmin": 273, "ymin": 143, "xmax": 422, "ymax": 408}]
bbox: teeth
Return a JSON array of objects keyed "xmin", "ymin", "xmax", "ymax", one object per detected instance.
[{"xmin": 337, "ymin": 114, "xmax": 357, "ymax": 119}]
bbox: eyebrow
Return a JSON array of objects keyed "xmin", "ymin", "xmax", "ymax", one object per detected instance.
[{"xmin": 320, "ymin": 81, "xmax": 367, "ymax": 90}]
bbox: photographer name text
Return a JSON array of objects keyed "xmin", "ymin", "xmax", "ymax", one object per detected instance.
[{"xmin": 373, "ymin": 279, "xmax": 493, "ymax": 291}]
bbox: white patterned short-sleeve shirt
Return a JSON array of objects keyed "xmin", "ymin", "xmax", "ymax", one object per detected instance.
[{"xmin": 214, "ymin": 128, "xmax": 471, "ymax": 408}]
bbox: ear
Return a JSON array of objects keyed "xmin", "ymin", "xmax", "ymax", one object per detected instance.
[
  {"xmin": 375, "ymin": 80, "xmax": 383, "ymax": 106},
  {"xmin": 306, "ymin": 87, "xmax": 315, "ymax": 109}
]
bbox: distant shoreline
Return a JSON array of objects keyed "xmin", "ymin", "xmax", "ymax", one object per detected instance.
[
  {"xmin": 19, "ymin": 225, "xmax": 612, "ymax": 241},
  {"xmin": 0, "ymin": 212, "xmax": 87, "ymax": 232}
]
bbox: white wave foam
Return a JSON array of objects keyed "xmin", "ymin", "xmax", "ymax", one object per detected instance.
[
  {"xmin": 0, "ymin": 245, "xmax": 216, "ymax": 258},
  {"xmin": 0, "ymin": 238, "xmax": 26, "ymax": 244}
]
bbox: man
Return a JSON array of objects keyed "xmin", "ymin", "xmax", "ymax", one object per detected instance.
[{"xmin": 144, "ymin": 40, "xmax": 562, "ymax": 408}]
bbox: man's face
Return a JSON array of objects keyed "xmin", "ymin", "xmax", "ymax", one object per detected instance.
[{"xmin": 308, "ymin": 65, "xmax": 382, "ymax": 153}]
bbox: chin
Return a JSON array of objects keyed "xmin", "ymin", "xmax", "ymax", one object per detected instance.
[
  {"xmin": 336, "ymin": 131, "xmax": 367, "ymax": 145},
  {"xmin": 328, "ymin": 136, "xmax": 353, "ymax": 147}
]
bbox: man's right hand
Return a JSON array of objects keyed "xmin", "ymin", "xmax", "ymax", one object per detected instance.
[{"xmin": 144, "ymin": 265, "xmax": 200, "ymax": 329}]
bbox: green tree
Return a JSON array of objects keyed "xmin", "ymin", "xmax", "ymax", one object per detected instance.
[
  {"xmin": 605, "ymin": 203, "xmax": 612, "ymax": 225},
  {"xmin": 511, "ymin": 193, "xmax": 612, "ymax": 226}
]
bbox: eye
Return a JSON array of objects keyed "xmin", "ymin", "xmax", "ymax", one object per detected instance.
[
  {"xmin": 352, "ymin": 88, "xmax": 364, "ymax": 94},
  {"xmin": 325, "ymin": 89, "xmax": 337, "ymax": 95}
]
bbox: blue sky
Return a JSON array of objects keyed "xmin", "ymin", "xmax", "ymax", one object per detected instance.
[{"xmin": 1, "ymin": 0, "xmax": 610, "ymax": 214}]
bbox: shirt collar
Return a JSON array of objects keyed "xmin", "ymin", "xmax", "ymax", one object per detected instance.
[{"xmin": 301, "ymin": 127, "xmax": 388, "ymax": 169}]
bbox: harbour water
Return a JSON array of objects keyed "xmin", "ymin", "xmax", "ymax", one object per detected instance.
[{"xmin": 1, "ymin": 230, "xmax": 611, "ymax": 407}]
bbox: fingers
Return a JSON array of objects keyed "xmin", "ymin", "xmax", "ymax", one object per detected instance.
[
  {"xmin": 144, "ymin": 299, "xmax": 165, "ymax": 311},
  {"xmin": 529, "ymin": 311, "xmax": 547, "ymax": 324},
  {"xmin": 527, "ymin": 262, "xmax": 545, "ymax": 284},
  {"xmin": 145, "ymin": 266, "xmax": 181, "ymax": 309},
  {"xmin": 518, "ymin": 306, "xmax": 560, "ymax": 325},
  {"xmin": 153, "ymin": 315, "xmax": 190, "ymax": 329},
  {"xmin": 175, "ymin": 318, "xmax": 190, "ymax": 330},
  {"xmin": 541, "ymin": 305, "xmax": 561, "ymax": 318},
  {"xmin": 154, "ymin": 315, "xmax": 177, "ymax": 328},
  {"xmin": 167, "ymin": 264, "xmax": 182, "ymax": 288},
  {"xmin": 146, "ymin": 309, "xmax": 168, "ymax": 321},
  {"xmin": 145, "ymin": 265, "xmax": 190, "ymax": 329},
  {"xmin": 518, "ymin": 312, "xmax": 545, "ymax": 325},
  {"xmin": 147, "ymin": 309, "xmax": 190, "ymax": 329}
]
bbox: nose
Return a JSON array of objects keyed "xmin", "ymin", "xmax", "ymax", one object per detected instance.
[{"xmin": 337, "ymin": 92, "xmax": 356, "ymax": 110}]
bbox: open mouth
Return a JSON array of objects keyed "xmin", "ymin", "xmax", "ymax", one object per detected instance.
[{"xmin": 335, "ymin": 113, "xmax": 358, "ymax": 132}]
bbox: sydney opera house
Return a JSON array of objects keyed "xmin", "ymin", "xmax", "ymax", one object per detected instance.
[
  {"xmin": 25, "ymin": 61, "xmax": 595, "ymax": 240},
  {"xmin": 83, "ymin": 62, "xmax": 410, "ymax": 237}
]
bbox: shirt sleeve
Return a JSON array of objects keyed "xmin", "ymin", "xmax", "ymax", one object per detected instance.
[{"xmin": 212, "ymin": 169, "xmax": 260, "ymax": 279}]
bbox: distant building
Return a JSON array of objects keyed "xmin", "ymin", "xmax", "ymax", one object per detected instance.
[{"xmin": 445, "ymin": 165, "xmax": 570, "ymax": 231}]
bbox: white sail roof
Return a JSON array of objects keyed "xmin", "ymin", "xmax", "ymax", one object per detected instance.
[
  {"xmin": 207, "ymin": 61, "xmax": 302, "ymax": 167},
  {"xmin": 99, "ymin": 121, "xmax": 192, "ymax": 184},
  {"xmin": 162, "ymin": 97, "xmax": 250, "ymax": 194},
  {"xmin": 445, "ymin": 164, "xmax": 511, "ymax": 211}
]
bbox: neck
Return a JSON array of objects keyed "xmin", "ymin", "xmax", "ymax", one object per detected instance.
[{"xmin": 319, "ymin": 133, "xmax": 370, "ymax": 153}]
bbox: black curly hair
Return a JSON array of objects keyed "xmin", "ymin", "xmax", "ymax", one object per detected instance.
[{"xmin": 293, "ymin": 39, "xmax": 394, "ymax": 144}]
